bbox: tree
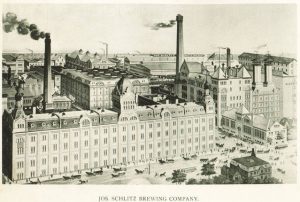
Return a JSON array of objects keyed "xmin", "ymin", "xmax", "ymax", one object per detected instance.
[
  {"xmin": 171, "ymin": 169, "xmax": 187, "ymax": 184},
  {"xmin": 262, "ymin": 177, "xmax": 281, "ymax": 184},
  {"xmin": 186, "ymin": 178, "xmax": 198, "ymax": 185},
  {"xmin": 201, "ymin": 163, "xmax": 216, "ymax": 179},
  {"xmin": 243, "ymin": 176, "xmax": 256, "ymax": 184},
  {"xmin": 198, "ymin": 178, "xmax": 214, "ymax": 184},
  {"xmin": 213, "ymin": 175, "xmax": 231, "ymax": 184}
]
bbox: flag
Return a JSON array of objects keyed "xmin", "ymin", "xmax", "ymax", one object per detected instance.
[{"xmin": 208, "ymin": 53, "xmax": 215, "ymax": 60}]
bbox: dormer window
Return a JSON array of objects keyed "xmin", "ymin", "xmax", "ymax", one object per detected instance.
[
  {"xmin": 42, "ymin": 122, "xmax": 46, "ymax": 127},
  {"xmin": 63, "ymin": 120, "xmax": 68, "ymax": 125},
  {"xmin": 52, "ymin": 122, "xmax": 57, "ymax": 126},
  {"xmin": 30, "ymin": 123, "xmax": 35, "ymax": 128},
  {"xmin": 73, "ymin": 120, "xmax": 78, "ymax": 124}
]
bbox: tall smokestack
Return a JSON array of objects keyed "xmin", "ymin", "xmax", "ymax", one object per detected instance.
[
  {"xmin": 226, "ymin": 48, "xmax": 231, "ymax": 68},
  {"xmin": 264, "ymin": 56, "xmax": 273, "ymax": 86},
  {"xmin": 43, "ymin": 33, "xmax": 53, "ymax": 112},
  {"xmin": 176, "ymin": 14, "xmax": 184, "ymax": 81},
  {"xmin": 252, "ymin": 58, "xmax": 262, "ymax": 90},
  {"xmin": 105, "ymin": 43, "xmax": 108, "ymax": 59}
]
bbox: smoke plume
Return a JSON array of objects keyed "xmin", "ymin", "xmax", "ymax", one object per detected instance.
[
  {"xmin": 2, "ymin": 12, "xmax": 46, "ymax": 40},
  {"xmin": 147, "ymin": 20, "xmax": 176, "ymax": 30}
]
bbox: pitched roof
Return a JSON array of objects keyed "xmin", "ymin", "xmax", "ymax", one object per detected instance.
[
  {"xmin": 186, "ymin": 62, "xmax": 202, "ymax": 73},
  {"xmin": 211, "ymin": 67, "xmax": 226, "ymax": 79},
  {"xmin": 222, "ymin": 108, "xmax": 236, "ymax": 120},
  {"xmin": 239, "ymin": 52, "xmax": 295, "ymax": 65},
  {"xmin": 2, "ymin": 54, "xmax": 17, "ymax": 62},
  {"xmin": 233, "ymin": 155, "xmax": 269, "ymax": 168},
  {"xmin": 252, "ymin": 114, "xmax": 270, "ymax": 130},
  {"xmin": 236, "ymin": 105, "xmax": 249, "ymax": 114},
  {"xmin": 237, "ymin": 66, "xmax": 251, "ymax": 78},
  {"xmin": 143, "ymin": 62, "xmax": 176, "ymax": 71}
]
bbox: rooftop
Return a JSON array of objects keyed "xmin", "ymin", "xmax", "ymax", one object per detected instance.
[
  {"xmin": 252, "ymin": 114, "xmax": 270, "ymax": 130},
  {"xmin": 62, "ymin": 68, "xmax": 146, "ymax": 83},
  {"xmin": 239, "ymin": 52, "xmax": 296, "ymax": 65},
  {"xmin": 232, "ymin": 155, "xmax": 269, "ymax": 168},
  {"xmin": 222, "ymin": 108, "xmax": 236, "ymax": 120},
  {"xmin": 143, "ymin": 62, "xmax": 201, "ymax": 72}
]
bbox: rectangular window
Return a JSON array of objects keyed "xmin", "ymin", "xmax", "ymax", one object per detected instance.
[
  {"xmin": 84, "ymin": 140, "xmax": 89, "ymax": 147},
  {"xmin": 64, "ymin": 143, "xmax": 68, "ymax": 150}
]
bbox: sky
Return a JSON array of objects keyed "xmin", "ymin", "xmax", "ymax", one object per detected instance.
[{"xmin": 2, "ymin": 4, "xmax": 297, "ymax": 56}]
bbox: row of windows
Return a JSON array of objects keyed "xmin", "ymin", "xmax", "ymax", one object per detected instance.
[{"xmin": 20, "ymin": 142, "xmax": 216, "ymax": 170}]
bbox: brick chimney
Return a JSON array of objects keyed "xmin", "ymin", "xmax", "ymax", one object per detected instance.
[
  {"xmin": 263, "ymin": 55, "xmax": 273, "ymax": 86},
  {"xmin": 176, "ymin": 14, "xmax": 184, "ymax": 81},
  {"xmin": 43, "ymin": 33, "xmax": 53, "ymax": 112},
  {"xmin": 226, "ymin": 48, "xmax": 231, "ymax": 68},
  {"xmin": 252, "ymin": 58, "xmax": 262, "ymax": 90}
]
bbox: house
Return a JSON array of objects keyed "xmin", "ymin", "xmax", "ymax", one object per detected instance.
[{"xmin": 221, "ymin": 149, "xmax": 272, "ymax": 182}]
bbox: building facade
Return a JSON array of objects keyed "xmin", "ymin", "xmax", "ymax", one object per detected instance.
[
  {"xmin": 65, "ymin": 49, "xmax": 116, "ymax": 70},
  {"xmin": 2, "ymin": 55, "xmax": 29, "ymax": 74},
  {"xmin": 221, "ymin": 105, "xmax": 287, "ymax": 147},
  {"xmin": 3, "ymin": 77, "xmax": 215, "ymax": 183},
  {"xmin": 60, "ymin": 68, "xmax": 150, "ymax": 109},
  {"xmin": 176, "ymin": 61, "xmax": 252, "ymax": 127},
  {"xmin": 272, "ymin": 71, "xmax": 297, "ymax": 119}
]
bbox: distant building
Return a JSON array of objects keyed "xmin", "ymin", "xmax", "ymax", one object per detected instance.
[
  {"xmin": 221, "ymin": 149, "xmax": 272, "ymax": 182},
  {"xmin": 143, "ymin": 61, "xmax": 202, "ymax": 76},
  {"xmin": 128, "ymin": 64, "xmax": 151, "ymax": 77},
  {"xmin": 2, "ymin": 73, "xmax": 44, "ymax": 111},
  {"xmin": 52, "ymin": 54, "xmax": 66, "ymax": 66},
  {"xmin": 238, "ymin": 52, "xmax": 296, "ymax": 76},
  {"xmin": 123, "ymin": 53, "xmax": 206, "ymax": 64},
  {"xmin": 221, "ymin": 105, "xmax": 287, "ymax": 147},
  {"xmin": 65, "ymin": 49, "xmax": 115, "ymax": 70},
  {"xmin": 2, "ymin": 54, "xmax": 29, "ymax": 74},
  {"xmin": 60, "ymin": 68, "xmax": 150, "ymax": 109}
]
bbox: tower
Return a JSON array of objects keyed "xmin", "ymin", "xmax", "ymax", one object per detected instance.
[{"xmin": 203, "ymin": 82, "xmax": 214, "ymax": 114}]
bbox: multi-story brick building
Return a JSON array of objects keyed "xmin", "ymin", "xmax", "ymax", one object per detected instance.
[
  {"xmin": 60, "ymin": 68, "xmax": 150, "ymax": 109},
  {"xmin": 2, "ymin": 76, "xmax": 215, "ymax": 183},
  {"xmin": 176, "ymin": 61, "xmax": 252, "ymax": 127}
]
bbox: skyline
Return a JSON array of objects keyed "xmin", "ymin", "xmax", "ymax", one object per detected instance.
[{"xmin": 2, "ymin": 4, "xmax": 297, "ymax": 56}]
